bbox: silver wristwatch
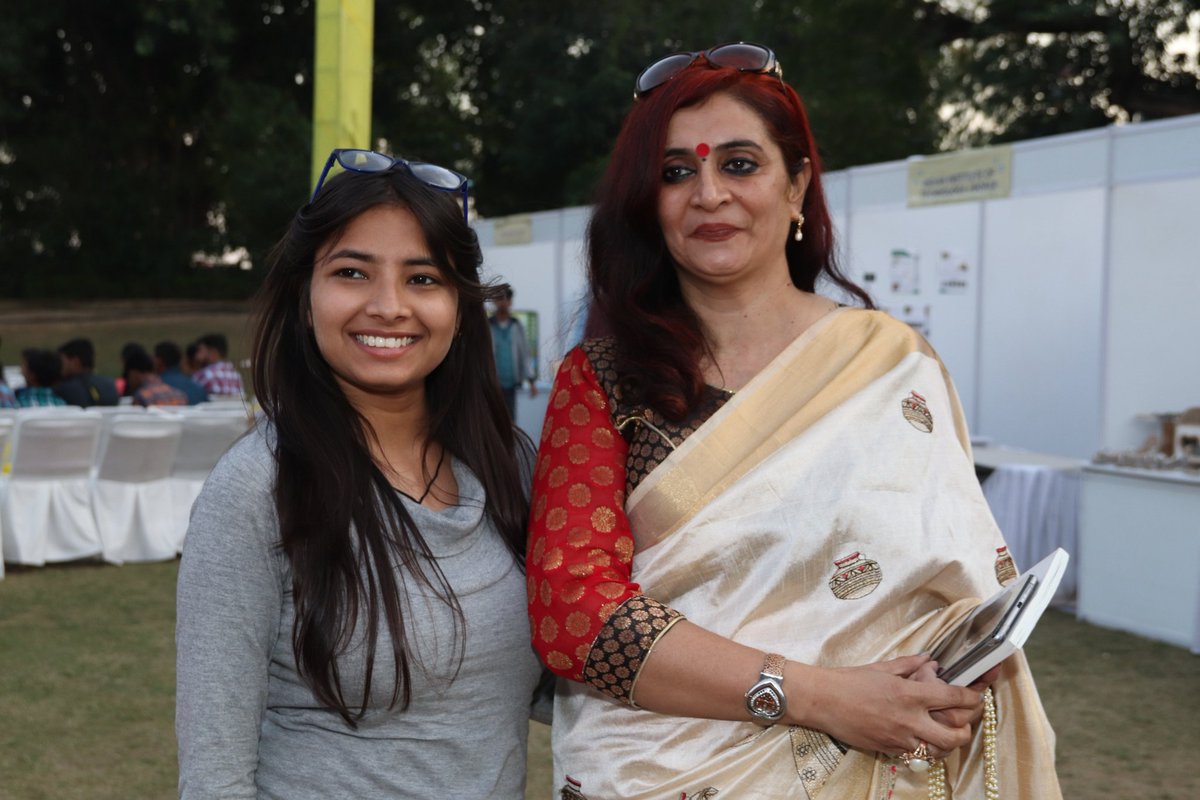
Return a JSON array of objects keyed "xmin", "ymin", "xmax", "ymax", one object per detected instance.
[{"xmin": 744, "ymin": 652, "xmax": 787, "ymax": 723}]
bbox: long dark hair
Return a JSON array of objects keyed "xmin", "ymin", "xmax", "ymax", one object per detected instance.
[
  {"xmin": 587, "ymin": 57, "xmax": 872, "ymax": 420},
  {"xmin": 252, "ymin": 166, "xmax": 528, "ymax": 725}
]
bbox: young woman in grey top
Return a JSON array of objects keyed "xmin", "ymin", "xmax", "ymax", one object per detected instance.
[{"xmin": 176, "ymin": 153, "xmax": 544, "ymax": 799}]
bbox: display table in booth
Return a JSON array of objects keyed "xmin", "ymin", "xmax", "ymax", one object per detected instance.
[{"xmin": 1077, "ymin": 465, "xmax": 1200, "ymax": 653}]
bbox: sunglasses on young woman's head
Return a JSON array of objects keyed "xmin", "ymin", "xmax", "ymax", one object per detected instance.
[
  {"xmin": 634, "ymin": 42, "xmax": 783, "ymax": 99},
  {"xmin": 310, "ymin": 148, "xmax": 472, "ymax": 221}
]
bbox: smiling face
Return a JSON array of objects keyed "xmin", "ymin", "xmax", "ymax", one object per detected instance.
[
  {"xmin": 308, "ymin": 204, "xmax": 459, "ymax": 409},
  {"xmin": 657, "ymin": 92, "xmax": 809, "ymax": 294}
]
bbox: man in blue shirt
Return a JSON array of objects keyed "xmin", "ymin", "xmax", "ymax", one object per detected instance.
[{"xmin": 488, "ymin": 288, "xmax": 537, "ymax": 419}]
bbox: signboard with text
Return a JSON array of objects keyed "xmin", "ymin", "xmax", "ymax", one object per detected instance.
[{"xmin": 907, "ymin": 146, "xmax": 1013, "ymax": 207}]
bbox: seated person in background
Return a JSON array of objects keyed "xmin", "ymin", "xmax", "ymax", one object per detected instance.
[
  {"xmin": 56, "ymin": 338, "xmax": 120, "ymax": 407},
  {"xmin": 191, "ymin": 333, "xmax": 244, "ymax": 398},
  {"xmin": 183, "ymin": 341, "xmax": 200, "ymax": 376},
  {"xmin": 17, "ymin": 348, "xmax": 67, "ymax": 407},
  {"xmin": 154, "ymin": 341, "xmax": 207, "ymax": 404},
  {"xmin": 118, "ymin": 342, "xmax": 148, "ymax": 397},
  {"xmin": 126, "ymin": 349, "xmax": 187, "ymax": 408}
]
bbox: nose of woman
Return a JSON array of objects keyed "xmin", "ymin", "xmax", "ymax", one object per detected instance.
[
  {"xmin": 365, "ymin": 275, "xmax": 414, "ymax": 321},
  {"xmin": 691, "ymin": 163, "xmax": 733, "ymax": 210}
]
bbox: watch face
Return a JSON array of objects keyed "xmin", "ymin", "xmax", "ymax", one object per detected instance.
[{"xmin": 747, "ymin": 684, "xmax": 783, "ymax": 718}]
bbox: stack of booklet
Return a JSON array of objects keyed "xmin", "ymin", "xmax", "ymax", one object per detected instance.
[{"xmin": 927, "ymin": 548, "xmax": 1070, "ymax": 686}]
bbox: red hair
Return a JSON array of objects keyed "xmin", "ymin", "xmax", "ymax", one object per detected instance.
[{"xmin": 586, "ymin": 58, "xmax": 871, "ymax": 420}]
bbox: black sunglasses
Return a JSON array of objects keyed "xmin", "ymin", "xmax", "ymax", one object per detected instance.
[
  {"xmin": 310, "ymin": 148, "xmax": 471, "ymax": 221},
  {"xmin": 634, "ymin": 41, "xmax": 783, "ymax": 99}
]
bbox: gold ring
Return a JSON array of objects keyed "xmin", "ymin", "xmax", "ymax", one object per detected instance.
[{"xmin": 899, "ymin": 741, "xmax": 931, "ymax": 773}]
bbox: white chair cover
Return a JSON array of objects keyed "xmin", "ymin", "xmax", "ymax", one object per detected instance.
[
  {"xmin": 93, "ymin": 417, "xmax": 183, "ymax": 564},
  {"xmin": 169, "ymin": 413, "xmax": 251, "ymax": 551},
  {"xmin": 0, "ymin": 413, "xmax": 103, "ymax": 565},
  {"xmin": 88, "ymin": 409, "xmax": 153, "ymax": 474}
]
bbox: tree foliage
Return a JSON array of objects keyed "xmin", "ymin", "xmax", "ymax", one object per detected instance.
[
  {"xmin": 931, "ymin": 0, "xmax": 1200, "ymax": 147},
  {"xmin": 0, "ymin": 0, "xmax": 1195, "ymax": 298}
]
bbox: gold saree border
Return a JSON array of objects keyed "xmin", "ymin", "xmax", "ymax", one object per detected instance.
[{"xmin": 627, "ymin": 309, "xmax": 967, "ymax": 550}]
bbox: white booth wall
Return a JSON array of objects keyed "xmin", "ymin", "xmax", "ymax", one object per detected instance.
[{"xmin": 477, "ymin": 114, "xmax": 1200, "ymax": 456}]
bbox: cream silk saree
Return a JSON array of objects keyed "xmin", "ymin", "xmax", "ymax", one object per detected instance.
[{"xmin": 552, "ymin": 309, "xmax": 1062, "ymax": 799}]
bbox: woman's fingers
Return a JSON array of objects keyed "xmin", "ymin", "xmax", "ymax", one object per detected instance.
[
  {"xmin": 930, "ymin": 704, "xmax": 980, "ymax": 729},
  {"xmin": 966, "ymin": 664, "xmax": 1003, "ymax": 692},
  {"xmin": 863, "ymin": 654, "xmax": 932, "ymax": 678},
  {"xmin": 807, "ymin": 663, "xmax": 980, "ymax": 755}
]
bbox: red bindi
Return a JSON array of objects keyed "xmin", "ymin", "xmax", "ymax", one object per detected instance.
[{"xmin": 695, "ymin": 143, "xmax": 711, "ymax": 158}]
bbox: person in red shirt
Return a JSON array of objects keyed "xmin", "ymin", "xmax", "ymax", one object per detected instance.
[
  {"xmin": 126, "ymin": 349, "xmax": 187, "ymax": 407},
  {"xmin": 527, "ymin": 42, "xmax": 1061, "ymax": 799}
]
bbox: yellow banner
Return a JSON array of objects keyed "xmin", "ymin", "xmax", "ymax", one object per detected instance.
[
  {"xmin": 493, "ymin": 215, "xmax": 534, "ymax": 246},
  {"xmin": 311, "ymin": 0, "xmax": 374, "ymax": 186},
  {"xmin": 906, "ymin": 146, "xmax": 1013, "ymax": 207}
]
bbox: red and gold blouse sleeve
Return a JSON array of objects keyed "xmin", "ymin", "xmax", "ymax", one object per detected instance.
[{"xmin": 527, "ymin": 347, "xmax": 683, "ymax": 705}]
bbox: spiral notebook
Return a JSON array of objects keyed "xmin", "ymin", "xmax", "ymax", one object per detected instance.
[{"xmin": 927, "ymin": 548, "xmax": 1070, "ymax": 686}]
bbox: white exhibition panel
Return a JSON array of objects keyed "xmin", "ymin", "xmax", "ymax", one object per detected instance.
[
  {"xmin": 845, "ymin": 196, "xmax": 983, "ymax": 431},
  {"xmin": 1104, "ymin": 175, "xmax": 1200, "ymax": 452},
  {"xmin": 977, "ymin": 189, "xmax": 1107, "ymax": 458},
  {"xmin": 1008, "ymin": 131, "xmax": 1107, "ymax": 195},
  {"xmin": 1112, "ymin": 116, "xmax": 1200, "ymax": 185}
]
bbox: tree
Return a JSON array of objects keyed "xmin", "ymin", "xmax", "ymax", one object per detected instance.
[
  {"xmin": 930, "ymin": 0, "xmax": 1200, "ymax": 147},
  {"xmin": 1, "ymin": 1, "xmax": 1194, "ymax": 297},
  {"xmin": 468, "ymin": 0, "xmax": 1198, "ymax": 215},
  {"xmin": 0, "ymin": 0, "xmax": 309, "ymax": 299}
]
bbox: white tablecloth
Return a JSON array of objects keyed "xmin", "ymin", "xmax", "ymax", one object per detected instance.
[{"xmin": 976, "ymin": 447, "xmax": 1084, "ymax": 603}]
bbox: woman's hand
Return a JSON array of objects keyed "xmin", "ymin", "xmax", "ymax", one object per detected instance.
[
  {"xmin": 790, "ymin": 655, "xmax": 981, "ymax": 757},
  {"xmin": 910, "ymin": 661, "xmax": 999, "ymax": 734}
]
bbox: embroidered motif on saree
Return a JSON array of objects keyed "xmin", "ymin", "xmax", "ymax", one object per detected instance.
[
  {"xmin": 994, "ymin": 546, "xmax": 1018, "ymax": 585},
  {"xmin": 901, "ymin": 390, "xmax": 933, "ymax": 433}
]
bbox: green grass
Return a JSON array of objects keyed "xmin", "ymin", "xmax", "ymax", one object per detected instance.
[
  {"xmin": 0, "ymin": 562, "xmax": 179, "ymax": 800},
  {"xmin": 1, "ymin": 560, "xmax": 1197, "ymax": 799}
]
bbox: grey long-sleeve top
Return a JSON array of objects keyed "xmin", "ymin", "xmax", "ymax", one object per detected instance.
[{"xmin": 175, "ymin": 427, "xmax": 543, "ymax": 799}]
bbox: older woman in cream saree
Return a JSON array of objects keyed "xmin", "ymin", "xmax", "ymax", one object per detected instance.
[{"xmin": 530, "ymin": 310, "xmax": 1062, "ymax": 799}]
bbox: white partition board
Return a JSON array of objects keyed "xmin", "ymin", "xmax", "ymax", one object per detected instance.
[
  {"xmin": 846, "ymin": 201, "xmax": 983, "ymax": 429},
  {"xmin": 977, "ymin": 189, "xmax": 1107, "ymax": 458},
  {"xmin": 1104, "ymin": 176, "xmax": 1200, "ymax": 451}
]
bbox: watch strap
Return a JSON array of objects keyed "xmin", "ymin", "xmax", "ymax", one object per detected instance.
[{"xmin": 761, "ymin": 652, "xmax": 786, "ymax": 680}]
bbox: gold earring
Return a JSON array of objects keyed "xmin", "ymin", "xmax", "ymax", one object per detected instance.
[{"xmin": 793, "ymin": 212, "xmax": 805, "ymax": 242}]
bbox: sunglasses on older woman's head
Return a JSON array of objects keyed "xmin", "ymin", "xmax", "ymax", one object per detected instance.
[
  {"xmin": 310, "ymin": 148, "xmax": 472, "ymax": 221},
  {"xmin": 633, "ymin": 41, "xmax": 783, "ymax": 99}
]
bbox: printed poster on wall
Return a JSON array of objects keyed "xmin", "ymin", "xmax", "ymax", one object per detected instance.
[
  {"xmin": 890, "ymin": 248, "xmax": 920, "ymax": 295},
  {"xmin": 937, "ymin": 250, "xmax": 972, "ymax": 295}
]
